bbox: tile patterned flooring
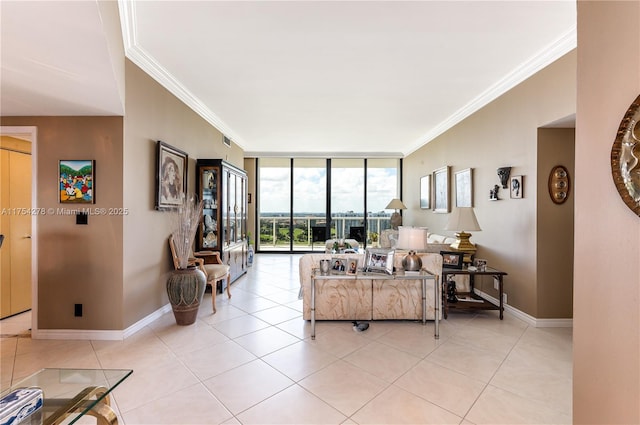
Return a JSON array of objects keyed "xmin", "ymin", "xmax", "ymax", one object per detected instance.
[{"xmin": 0, "ymin": 254, "xmax": 572, "ymax": 424}]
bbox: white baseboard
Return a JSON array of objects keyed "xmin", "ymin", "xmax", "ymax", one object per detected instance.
[
  {"xmin": 474, "ymin": 289, "xmax": 573, "ymax": 328},
  {"xmin": 31, "ymin": 304, "xmax": 172, "ymax": 340}
]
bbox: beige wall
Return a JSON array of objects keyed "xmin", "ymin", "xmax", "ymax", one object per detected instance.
[
  {"xmin": 537, "ymin": 128, "xmax": 574, "ymax": 318},
  {"xmin": 574, "ymin": 1, "xmax": 640, "ymax": 422},
  {"xmin": 0, "ymin": 116, "xmax": 124, "ymax": 330},
  {"xmin": 404, "ymin": 51, "xmax": 576, "ymax": 318},
  {"xmin": 244, "ymin": 158, "xmax": 257, "ymax": 245},
  {"xmin": 122, "ymin": 59, "xmax": 245, "ymax": 327},
  {"xmin": 0, "ymin": 60, "xmax": 247, "ymax": 331}
]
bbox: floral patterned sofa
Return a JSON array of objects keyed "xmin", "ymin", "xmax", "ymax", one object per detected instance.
[{"xmin": 299, "ymin": 252, "xmax": 443, "ymax": 321}]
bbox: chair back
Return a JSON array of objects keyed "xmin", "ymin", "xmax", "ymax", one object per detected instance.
[
  {"xmin": 349, "ymin": 226, "xmax": 365, "ymax": 242},
  {"xmin": 311, "ymin": 226, "xmax": 326, "ymax": 243},
  {"xmin": 168, "ymin": 235, "xmax": 182, "ymax": 270}
]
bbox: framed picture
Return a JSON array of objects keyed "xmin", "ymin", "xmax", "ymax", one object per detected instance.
[
  {"xmin": 59, "ymin": 160, "xmax": 95, "ymax": 204},
  {"xmin": 330, "ymin": 257, "xmax": 346, "ymax": 275},
  {"xmin": 363, "ymin": 248, "xmax": 394, "ymax": 275},
  {"xmin": 433, "ymin": 166, "xmax": 450, "ymax": 213},
  {"xmin": 155, "ymin": 140, "xmax": 188, "ymax": 210},
  {"xmin": 510, "ymin": 175, "xmax": 523, "ymax": 199},
  {"xmin": 346, "ymin": 257, "xmax": 359, "ymax": 275},
  {"xmin": 440, "ymin": 251, "xmax": 464, "ymax": 269},
  {"xmin": 420, "ymin": 175, "xmax": 431, "ymax": 209},
  {"xmin": 455, "ymin": 168, "xmax": 473, "ymax": 207},
  {"xmin": 474, "ymin": 258, "xmax": 487, "ymax": 271}
]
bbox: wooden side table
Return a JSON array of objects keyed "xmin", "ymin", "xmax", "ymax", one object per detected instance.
[{"xmin": 442, "ymin": 266, "xmax": 507, "ymax": 319}]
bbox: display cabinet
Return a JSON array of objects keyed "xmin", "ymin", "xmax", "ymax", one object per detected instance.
[{"xmin": 196, "ymin": 159, "xmax": 248, "ymax": 285}]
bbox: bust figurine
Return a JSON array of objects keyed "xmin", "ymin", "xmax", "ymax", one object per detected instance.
[{"xmin": 497, "ymin": 167, "xmax": 512, "ymax": 189}]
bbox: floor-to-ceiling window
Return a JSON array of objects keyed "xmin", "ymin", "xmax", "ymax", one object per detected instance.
[
  {"xmin": 367, "ymin": 158, "xmax": 400, "ymax": 246},
  {"xmin": 257, "ymin": 157, "xmax": 401, "ymax": 252},
  {"xmin": 331, "ymin": 159, "xmax": 365, "ymax": 242},
  {"xmin": 257, "ymin": 158, "xmax": 291, "ymax": 251},
  {"xmin": 293, "ymin": 158, "xmax": 327, "ymax": 252}
]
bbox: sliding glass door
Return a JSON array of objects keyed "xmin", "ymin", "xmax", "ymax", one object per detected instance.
[
  {"xmin": 367, "ymin": 158, "xmax": 400, "ymax": 246},
  {"xmin": 257, "ymin": 157, "xmax": 400, "ymax": 252},
  {"xmin": 331, "ymin": 159, "xmax": 365, "ymax": 242},
  {"xmin": 293, "ymin": 159, "xmax": 327, "ymax": 251},
  {"xmin": 257, "ymin": 158, "xmax": 291, "ymax": 251}
]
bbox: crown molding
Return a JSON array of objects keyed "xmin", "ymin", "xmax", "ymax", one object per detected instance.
[
  {"xmin": 118, "ymin": 0, "xmax": 245, "ymax": 150},
  {"xmin": 405, "ymin": 24, "xmax": 577, "ymax": 156}
]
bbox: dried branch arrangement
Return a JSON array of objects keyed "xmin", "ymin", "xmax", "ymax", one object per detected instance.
[{"xmin": 171, "ymin": 196, "xmax": 204, "ymax": 269}]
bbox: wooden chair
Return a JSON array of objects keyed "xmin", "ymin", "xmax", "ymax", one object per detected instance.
[{"xmin": 169, "ymin": 235, "xmax": 231, "ymax": 313}]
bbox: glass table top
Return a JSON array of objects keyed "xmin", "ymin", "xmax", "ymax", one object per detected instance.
[{"xmin": 1, "ymin": 368, "xmax": 132, "ymax": 424}]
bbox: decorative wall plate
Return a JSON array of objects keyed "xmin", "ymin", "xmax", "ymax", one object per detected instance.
[
  {"xmin": 549, "ymin": 165, "xmax": 570, "ymax": 204},
  {"xmin": 611, "ymin": 94, "xmax": 640, "ymax": 216}
]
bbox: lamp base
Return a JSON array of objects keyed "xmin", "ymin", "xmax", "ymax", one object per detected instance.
[
  {"xmin": 402, "ymin": 250, "xmax": 422, "ymax": 272},
  {"xmin": 449, "ymin": 231, "xmax": 476, "ymax": 264}
]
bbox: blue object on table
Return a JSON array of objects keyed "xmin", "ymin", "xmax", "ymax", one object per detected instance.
[{"xmin": 0, "ymin": 387, "xmax": 43, "ymax": 425}]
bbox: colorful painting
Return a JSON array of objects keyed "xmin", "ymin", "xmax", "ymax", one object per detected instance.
[{"xmin": 59, "ymin": 160, "xmax": 95, "ymax": 203}]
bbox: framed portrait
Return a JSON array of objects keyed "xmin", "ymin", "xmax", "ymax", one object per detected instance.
[
  {"xmin": 155, "ymin": 141, "xmax": 188, "ymax": 210},
  {"xmin": 455, "ymin": 168, "xmax": 473, "ymax": 207},
  {"xmin": 440, "ymin": 251, "xmax": 464, "ymax": 269},
  {"xmin": 59, "ymin": 160, "xmax": 95, "ymax": 204},
  {"xmin": 420, "ymin": 175, "xmax": 431, "ymax": 209},
  {"xmin": 330, "ymin": 257, "xmax": 346, "ymax": 275},
  {"xmin": 433, "ymin": 166, "xmax": 450, "ymax": 213},
  {"xmin": 510, "ymin": 175, "xmax": 523, "ymax": 199},
  {"xmin": 346, "ymin": 257, "xmax": 359, "ymax": 275},
  {"xmin": 363, "ymin": 248, "xmax": 394, "ymax": 275}
]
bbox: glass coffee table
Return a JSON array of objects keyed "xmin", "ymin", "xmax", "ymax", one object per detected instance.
[{"xmin": 1, "ymin": 368, "xmax": 132, "ymax": 425}]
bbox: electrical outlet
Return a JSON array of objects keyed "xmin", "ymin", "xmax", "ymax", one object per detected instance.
[
  {"xmin": 494, "ymin": 277, "xmax": 499, "ymax": 290},
  {"xmin": 74, "ymin": 304, "xmax": 83, "ymax": 317},
  {"xmin": 502, "ymin": 293, "xmax": 507, "ymax": 305}
]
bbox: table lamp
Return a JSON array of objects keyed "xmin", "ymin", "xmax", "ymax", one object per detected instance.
[
  {"xmin": 385, "ymin": 198, "xmax": 407, "ymax": 229},
  {"xmin": 444, "ymin": 207, "xmax": 482, "ymax": 263},
  {"xmin": 397, "ymin": 226, "xmax": 428, "ymax": 272}
]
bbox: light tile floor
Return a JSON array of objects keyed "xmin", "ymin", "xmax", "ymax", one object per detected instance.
[{"xmin": 1, "ymin": 254, "xmax": 572, "ymax": 424}]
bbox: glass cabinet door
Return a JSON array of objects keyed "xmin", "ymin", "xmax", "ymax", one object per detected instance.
[
  {"xmin": 222, "ymin": 171, "xmax": 229, "ymax": 247},
  {"xmin": 200, "ymin": 167, "xmax": 219, "ymax": 249},
  {"xmin": 228, "ymin": 172, "xmax": 236, "ymax": 244},
  {"xmin": 238, "ymin": 174, "xmax": 245, "ymax": 242}
]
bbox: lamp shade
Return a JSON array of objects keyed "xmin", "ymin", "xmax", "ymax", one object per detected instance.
[
  {"xmin": 445, "ymin": 207, "xmax": 482, "ymax": 232},
  {"xmin": 397, "ymin": 226, "xmax": 428, "ymax": 251},
  {"xmin": 385, "ymin": 198, "xmax": 407, "ymax": 210}
]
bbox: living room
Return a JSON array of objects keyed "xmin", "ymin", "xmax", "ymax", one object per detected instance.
[{"xmin": 1, "ymin": 1, "xmax": 638, "ymax": 423}]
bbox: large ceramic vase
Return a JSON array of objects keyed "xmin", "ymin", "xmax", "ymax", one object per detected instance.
[{"xmin": 166, "ymin": 266, "xmax": 206, "ymax": 325}]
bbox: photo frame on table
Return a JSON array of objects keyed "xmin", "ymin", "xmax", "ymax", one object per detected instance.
[
  {"xmin": 510, "ymin": 175, "xmax": 523, "ymax": 199},
  {"xmin": 474, "ymin": 258, "xmax": 487, "ymax": 271},
  {"xmin": 363, "ymin": 248, "xmax": 394, "ymax": 275},
  {"xmin": 455, "ymin": 168, "xmax": 473, "ymax": 207},
  {"xmin": 346, "ymin": 258, "xmax": 359, "ymax": 275},
  {"xmin": 330, "ymin": 257, "xmax": 346, "ymax": 275},
  {"xmin": 420, "ymin": 174, "xmax": 431, "ymax": 209},
  {"xmin": 433, "ymin": 166, "xmax": 450, "ymax": 213},
  {"xmin": 155, "ymin": 140, "xmax": 188, "ymax": 211},
  {"xmin": 59, "ymin": 160, "xmax": 95, "ymax": 204},
  {"xmin": 440, "ymin": 251, "xmax": 464, "ymax": 270}
]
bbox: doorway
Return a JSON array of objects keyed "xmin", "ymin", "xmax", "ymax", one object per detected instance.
[{"xmin": 0, "ymin": 126, "xmax": 37, "ymax": 330}]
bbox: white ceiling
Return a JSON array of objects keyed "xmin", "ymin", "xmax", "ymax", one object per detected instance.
[{"xmin": 1, "ymin": 1, "xmax": 576, "ymax": 157}]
